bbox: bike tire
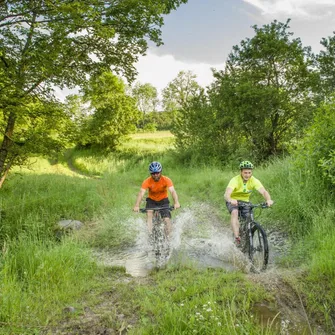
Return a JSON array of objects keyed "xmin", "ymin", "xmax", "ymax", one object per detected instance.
[
  {"xmin": 248, "ymin": 222, "xmax": 269, "ymax": 272},
  {"xmin": 152, "ymin": 212, "xmax": 167, "ymax": 263}
]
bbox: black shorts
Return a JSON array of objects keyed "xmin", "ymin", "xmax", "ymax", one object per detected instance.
[
  {"xmin": 146, "ymin": 198, "xmax": 171, "ymax": 218},
  {"xmin": 225, "ymin": 201, "xmax": 250, "ymax": 220}
]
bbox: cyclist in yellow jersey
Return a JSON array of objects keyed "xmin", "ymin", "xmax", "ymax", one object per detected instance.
[
  {"xmin": 224, "ymin": 161, "xmax": 274, "ymax": 245},
  {"xmin": 133, "ymin": 161, "xmax": 180, "ymax": 238}
]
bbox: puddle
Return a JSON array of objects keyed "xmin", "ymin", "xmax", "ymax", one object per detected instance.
[
  {"xmin": 252, "ymin": 302, "xmax": 317, "ymax": 334},
  {"xmin": 93, "ymin": 204, "xmax": 255, "ymax": 276}
]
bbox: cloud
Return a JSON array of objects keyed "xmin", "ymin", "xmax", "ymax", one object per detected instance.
[
  {"xmin": 54, "ymin": 52, "xmax": 225, "ymax": 102},
  {"xmin": 243, "ymin": 0, "xmax": 335, "ymax": 19},
  {"xmin": 134, "ymin": 51, "xmax": 225, "ymax": 93}
]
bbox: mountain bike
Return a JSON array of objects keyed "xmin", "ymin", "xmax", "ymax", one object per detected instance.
[
  {"xmin": 237, "ymin": 201, "xmax": 270, "ymax": 272},
  {"xmin": 140, "ymin": 206, "xmax": 174, "ymax": 266}
]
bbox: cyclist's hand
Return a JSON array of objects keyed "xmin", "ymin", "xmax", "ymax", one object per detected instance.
[
  {"xmin": 266, "ymin": 200, "xmax": 274, "ymax": 207},
  {"xmin": 133, "ymin": 206, "xmax": 140, "ymax": 212},
  {"xmin": 230, "ymin": 199, "xmax": 238, "ymax": 206},
  {"xmin": 174, "ymin": 202, "xmax": 181, "ymax": 209}
]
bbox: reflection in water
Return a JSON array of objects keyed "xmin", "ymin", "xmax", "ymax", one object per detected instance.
[{"xmin": 252, "ymin": 302, "xmax": 314, "ymax": 335}]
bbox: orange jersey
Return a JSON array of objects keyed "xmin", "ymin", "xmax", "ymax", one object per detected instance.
[{"xmin": 141, "ymin": 175, "xmax": 173, "ymax": 201}]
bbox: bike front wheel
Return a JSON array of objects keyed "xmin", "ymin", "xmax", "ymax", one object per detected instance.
[{"xmin": 248, "ymin": 222, "xmax": 269, "ymax": 272}]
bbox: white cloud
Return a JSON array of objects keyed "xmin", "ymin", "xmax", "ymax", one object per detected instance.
[
  {"xmin": 134, "ymin": 51, "xmax": 225, "ymax": 93},
  {"xmin": 54, "ymin": 52, "xmax": 225, "ymax": 101},
  {"xmin": 244, "ymin": 0, "xmax": 335, "ymax": 19}
]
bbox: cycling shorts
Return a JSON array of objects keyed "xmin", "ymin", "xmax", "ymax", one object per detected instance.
[
  {"xmin": 225, "ymin": 200, "xmax": 250, "ymax": 219},
  {"xmin": 146, "ymin": 197, "xmax": 171, "ymax": 219}
]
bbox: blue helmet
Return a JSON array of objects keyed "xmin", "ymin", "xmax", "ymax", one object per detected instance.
[{"xmin": 149, "ymin": 161, "xmax": 162, "ymax": 173}]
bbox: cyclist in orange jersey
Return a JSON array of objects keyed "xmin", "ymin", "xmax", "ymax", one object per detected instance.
[{"xmin": 133, "ymin": 161, "xmax": 180, "ymax": 238}]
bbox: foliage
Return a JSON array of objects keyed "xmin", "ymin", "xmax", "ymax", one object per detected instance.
[
  {"xmin": 162, "ymin": 70, "xmax": 202, "ymax": 113},
  {"xmin": 132, "ymin": 82, "xmax": 159, "ymax": 115},
  {"xmin": 316, "ymin": 32, "xmax": 335, "ymax": 100},
  {"xmin": 210, "ymin": 19, "xmax": 316, "ymax": 160},
  {"xmin": 172, "ymin": 20, "xmax": 317, "ymax": 164},
  {"xmin": 141, "ymin": 110, "xmax": 174, "ymax": 131},
  {"xmin": 0, "ymin": 98, "xmax": 74, "ymax": 181},
  {"xmin": 162, "ymin": 71, "xmax": 206, "ymax": 156},
  {"xmin": 0, "ymin": 0, "xmax": 188, "ymax": 183},
  {"xmin": 294, "ymin": 96, "xmax": 335, "ymax": 186},
  {"xmin": 78, "ymin": 72, "xmax": 141, "ymax": 150}
]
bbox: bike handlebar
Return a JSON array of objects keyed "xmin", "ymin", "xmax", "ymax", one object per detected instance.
[
  {"xmin": 139, "ymin": 206, "xmax": 175, "ymax": 213},
  {"xmin": 237, "ymin": 202, "xmax": 271, "ymax": 209}
]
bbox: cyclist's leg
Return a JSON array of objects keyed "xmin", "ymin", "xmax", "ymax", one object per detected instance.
[
  {"xmin": 158, "ymin": 198, "xmax": 171, "ymax": 239},
  {"xmin": 146, "ymin": 198, "xmax": 156, "ymax": 234},
  {"xmin": 226, "ymin": 201, "xmax": 239, "ymax": 239}
]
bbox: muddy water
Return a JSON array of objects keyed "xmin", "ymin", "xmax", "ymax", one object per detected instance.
[
  {"xmin": 93, "ymin": 204, "xmax": 247, "ymax": 276},
  {"xmin": 93, "ymin": 203, "xmax": 288, "ymax": 276}
]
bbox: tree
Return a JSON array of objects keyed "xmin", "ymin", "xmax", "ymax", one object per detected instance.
[
  {"xmin": 162, "ymin": 70, "xmax": 202, "ymax": 112},
  {"xmin": 132, "ymin": 82, "xmax": 159, "ymax": 114},
  {"xmin": 295, "ymin": 95, "xmax": 335, "ymax": 186},
  {"xmin": 0, "ymin": 97, "xmax": 75, "ymax": 187},
  {"xmin": 78, "ymin": 72, "xmax": 140, "ymax": 150},
  {"xmin": 316, "ymin": 32, "xmax": 335, "ymax": 100},
  {"xmin": 132, "ymin": 82, "xmax": 159, "ymax": 130},
  {"xmin": 0, "ymin": 0, "xmax": 188, "ymax": 183},
  {"xmin": 210, "ymin": 19, "xmax": 316, "ymax": 159},
  {"xmin": 162, "ymin": 70, "xmax": 203, "ymax": 146}
]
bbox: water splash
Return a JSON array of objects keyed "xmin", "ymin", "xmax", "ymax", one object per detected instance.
[{"xmin": 93, "ymin": 203, "xmax": 261, "ymax": 276}]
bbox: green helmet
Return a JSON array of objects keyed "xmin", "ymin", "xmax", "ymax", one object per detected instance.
[{"xmin": 239, "ymin": 161, "xmax": 254, "ymax": 170}]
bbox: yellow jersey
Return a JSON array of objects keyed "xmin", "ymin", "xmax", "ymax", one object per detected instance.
[{"xmin": 227, "ymin": 175, "xmax": 263, "ymax": 202}]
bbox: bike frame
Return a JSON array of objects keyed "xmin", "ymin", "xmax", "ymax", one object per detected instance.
[
  {"xmin": 140, "ymin": 206, "xmax": 174, "ymax": 266},
  {"xmin": 237, "ymin": 202, "xmax": 269, "ymax": 272}
]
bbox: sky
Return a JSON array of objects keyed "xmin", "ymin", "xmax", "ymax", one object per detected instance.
[
  {"xmin": 55, "ymin": 0, "xmax": 335, "ymax": 100},
  {"xmin": 134, "ymin": 0, "xmax": 335, "ymax": 93}
]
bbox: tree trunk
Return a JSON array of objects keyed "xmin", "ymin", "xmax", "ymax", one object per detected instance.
[{"xmin": 0, "ymin": 111, "xmax": 16, "ymax": 184}]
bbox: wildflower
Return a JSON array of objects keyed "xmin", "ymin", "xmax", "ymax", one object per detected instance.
[
  {"xmin": 218, "ymin": 322, "xmax": 222, "ymax": 326},
  {"xmin": 180, "ymin": 303, "xmax": 184, "ymax": 306}
]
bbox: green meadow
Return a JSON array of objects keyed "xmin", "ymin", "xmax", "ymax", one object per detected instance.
[{"xmin": 0, "ymin": 131, "xmax": 334, "ymax": 334}]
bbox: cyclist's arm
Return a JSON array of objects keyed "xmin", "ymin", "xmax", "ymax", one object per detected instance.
[
  {"xmin": 168, "ymin": 186, "xmax": 180, "ymax": 209},
  {"xmin": 257, "ymin": 187, "xmax": 274, "ymax": 206},
  {"xmin": 224, "ymin": 187, "xmax": 237, "ymax": 205},
  {"xmin": 133, "ymin": 188, "xmax": 146, "ymax": 212}
]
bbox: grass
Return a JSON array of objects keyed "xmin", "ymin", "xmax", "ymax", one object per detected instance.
[
  {"xmin": 0, "ymin": 236, "xmax": 98, "ymax": 334},
  {"xmin": 0, "ymin": 131, "xmax": 334, "ymax": 333},
  {"xmin": 131, "ymin": 265, "xmax": 276, "ymax": 335}
]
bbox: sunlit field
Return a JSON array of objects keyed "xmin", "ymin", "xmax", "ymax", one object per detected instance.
[{"xmin": 119, "ymin": 131, "xmax": 175, "ymax": 153}]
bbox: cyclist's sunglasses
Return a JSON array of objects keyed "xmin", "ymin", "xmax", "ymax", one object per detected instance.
[{"xmin": 151, "ymin": 172, "xmax": 161, "ymax": 175}]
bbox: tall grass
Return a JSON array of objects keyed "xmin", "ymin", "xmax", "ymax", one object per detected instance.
[{"xmin": 0, "ymin": 236, "xmax": 98, "ymax": 334}]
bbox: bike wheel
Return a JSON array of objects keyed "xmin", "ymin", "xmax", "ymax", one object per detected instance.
[
  {"xmin": 248, "ymin": 222, "xmax": 269, "ymax": 272},
  {"xmin": 152, "ymin": 212, "xmax": 168, "ymax": 265}
]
